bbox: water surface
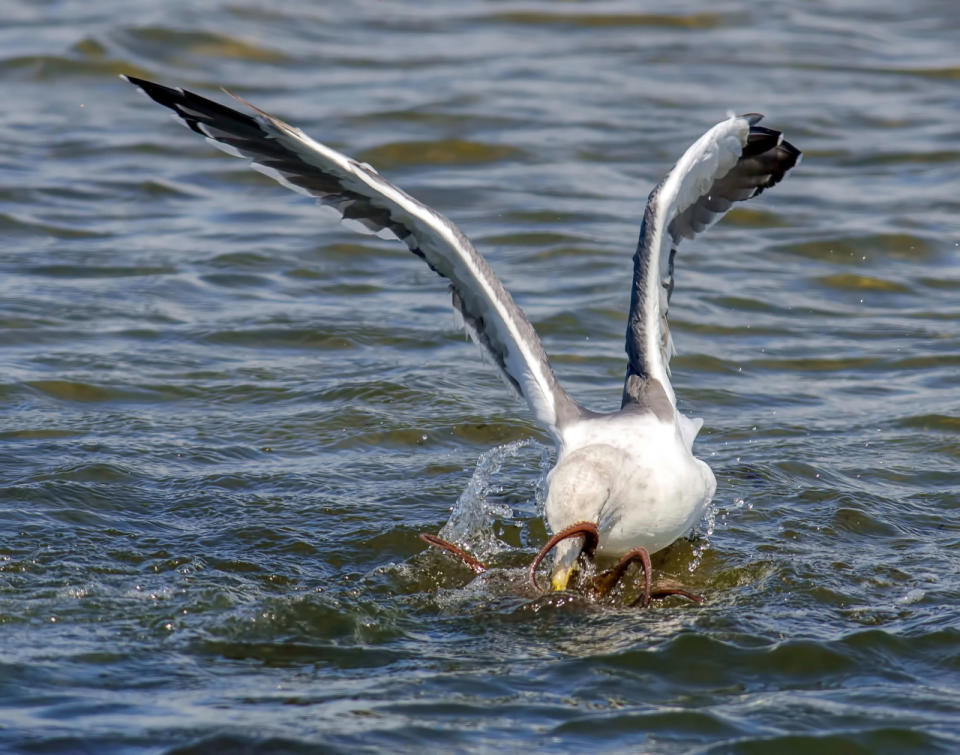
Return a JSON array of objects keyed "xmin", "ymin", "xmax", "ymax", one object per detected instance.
[{"xmin": 1, "ymin": 1, "xmax": 959, "ymax": 752}]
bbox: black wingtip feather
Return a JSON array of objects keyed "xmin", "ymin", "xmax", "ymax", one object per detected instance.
[
  {"xmin": 122, "ymin": 74, "xmax": 262, "ymax": 139},
  {"xmin": 752, "ymin": 132, "xmax": 801, "ymax": 197},
  {"xmin": 665, "ymin": 115, "xmax": 802, "ymax": 242},
  {"xmin": 742, "ymin": 126, "xmax": 782, "ymax": 158}
]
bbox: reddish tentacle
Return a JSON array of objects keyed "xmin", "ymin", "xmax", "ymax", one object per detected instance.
[
  {"xmin": 419, "ymin": 533, "xmax": 487, "ymax": 574},
  {"xmin": 596, "ymin": 547, "xmax": 652, "ymax": 607},
  {"xmin": 527, "ymin": 521, "xmax": 599, "ymax": 592},
  {"xmin": 591, "ymin": 547, "xmax": 650, "ymax": 599}
]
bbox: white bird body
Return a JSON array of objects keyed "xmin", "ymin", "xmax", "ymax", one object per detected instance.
[
  {"xmin": 123, "ymin": 76, "xmax": 799, "ymax": 592},
  {"xmin": 544, "ymin": 406, "xmax": 716, "ymax": 588},
  {"xmin": 554, "ymin": 411, "xmax": 716, "ymax": 556}
]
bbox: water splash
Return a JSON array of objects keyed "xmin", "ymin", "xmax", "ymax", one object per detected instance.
[
  {"xmin": 438, "ymin": 439, "xmax": 537, "ymax": 560},
  {"xmin": 688, "ymin": 508, "xmax": 716, "ymax": 573},
  {"xmin": 533, "ymin": 442, "xmax": 553, "ymax": 518},
  {"xmin": 688, "ymin": 496, "xmax": 750, "ymax": 573}
]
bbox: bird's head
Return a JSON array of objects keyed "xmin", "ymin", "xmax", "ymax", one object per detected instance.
[
  {"xmin": 549, "ymin": 536, "xmax": 584, "ymax": 591},
  {"xmin": 529, "ymin": 520, "xmax": 600, "ymax": 593}
]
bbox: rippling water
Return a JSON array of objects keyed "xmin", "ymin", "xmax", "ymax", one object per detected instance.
[{"xmin": 2, "ymin": 1, "xmax": 959, "ymax": 752}]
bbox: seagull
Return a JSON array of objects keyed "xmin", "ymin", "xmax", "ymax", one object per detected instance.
[{"xmin": 123, "ymin": 75, "xmax": 800, "ymax": 605}]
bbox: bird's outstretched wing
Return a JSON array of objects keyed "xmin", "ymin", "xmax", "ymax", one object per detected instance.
[
  {"xmin": 123, "ymin": 75, "xmax": 582, "ymax": 440},
  {"xmin": 623, "ymin": 114, "xmax": 800, "ymax": 410}
]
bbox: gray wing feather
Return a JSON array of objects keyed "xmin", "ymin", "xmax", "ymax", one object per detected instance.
[
  {"xmin": 623, "ymin": 115, "xmax": 800, "ymax": 410},
  {"xmin": 123, "ymin": 76, "xmax": 581, "ymax": 439}
]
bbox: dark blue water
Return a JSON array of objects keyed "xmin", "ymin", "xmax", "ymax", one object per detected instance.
[{"xmin": 2, "ymin": 1, "xmax": 959, "ymax": 752}]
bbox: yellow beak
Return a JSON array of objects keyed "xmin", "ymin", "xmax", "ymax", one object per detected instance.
[{"xmin": 550, "ymin": 564, "xmax": 577, "ymax": 591}]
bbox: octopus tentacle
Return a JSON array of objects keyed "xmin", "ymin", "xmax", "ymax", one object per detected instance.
[
  {"xmin": 419, "ymin": 533, "xmax": 487, "ymax": 574},
  {"xmin": 527, "ymin": 521, "xmax": 600, "ymax": 591}
]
